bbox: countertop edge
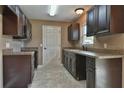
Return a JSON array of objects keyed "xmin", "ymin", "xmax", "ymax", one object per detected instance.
[{"xmin": 64, "ymin": 49, "xmax": 124, "ymax": 59}]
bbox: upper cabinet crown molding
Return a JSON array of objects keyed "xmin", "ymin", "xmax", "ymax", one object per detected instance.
[{"xmin": 87, "ymin": 5, "xmax": 124, "ymax": 37}]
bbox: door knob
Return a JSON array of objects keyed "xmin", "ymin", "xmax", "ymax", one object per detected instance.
[{"xmin": 44, "ymin": 48, "xmax": 47, "ymax": 49}]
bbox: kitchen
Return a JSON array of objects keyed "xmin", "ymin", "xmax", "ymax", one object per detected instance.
[{"xmin": 0, "ymin": 4, "xmax": 124, "ymax": 89}]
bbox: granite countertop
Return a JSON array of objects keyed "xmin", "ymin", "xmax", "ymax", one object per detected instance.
[
  {"xmin": 3, "ymin": 51, "xmax": 35, "ymax": 56},
  {"xmin": 64, "ymin": 49, "xmax": 124, "ymax": 59},
  {"xmin": 21, "ymin": 47, "xmax": 38, "ymax": 50}
]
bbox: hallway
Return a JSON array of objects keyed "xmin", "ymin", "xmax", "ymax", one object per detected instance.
[{"xmin": 30, "ymin": 58, "xmax": 86, "ymax": 88}]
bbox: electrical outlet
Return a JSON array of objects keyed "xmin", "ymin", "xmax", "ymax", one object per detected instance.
[
  {"xmin": 104, "ymin": 43, "xmax": 107, "ymax": 48},
  {"xmin": 40, "ymin": 44, "xmax": 43, "ymax": 47}
]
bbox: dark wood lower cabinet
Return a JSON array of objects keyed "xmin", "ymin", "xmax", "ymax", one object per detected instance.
[
  {"xmin": 63, "ymin": 50, "xmax": 122, "ymax": 88},
  {"xmin": 76, "ymin": 54, "xmax": 86, "ymax": 80},
  {"xmin": 3, "ymin": 55, "xmax": 33, "ymax": 88},
  {"xmin": 86, "ymin": 68, "xmax": 95, "ymax": 88},
  {"xmin": 63, "ymin": 51, "xmax": 86, "ymax": 80},
  {"xmin": 86, "ymin": 57, "xmax": 95, "ymax": 88},
  {"xmin": 86, "ymin": 57, "xmax": 122, "ymax": 88},
  {"xmin": 21, "ymin": 47, "xmax": 38, "ymax": 69}
]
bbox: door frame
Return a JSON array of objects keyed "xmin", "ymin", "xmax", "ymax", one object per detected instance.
[{"xmin": 42, "ymin": 25, "xmax": 61, "ymax": 65}]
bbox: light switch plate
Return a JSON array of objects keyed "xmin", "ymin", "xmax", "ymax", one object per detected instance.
[
  {"xmin": 104, "ymin": 43, "xmax": 107, "ymax": 48},
  {"xmin": 6, "ymin": 42, "xmax": 10, "ymax": 48},
  {"xmin": 40, "ymin": 44, "xmax": 43, "ymax": 47}
]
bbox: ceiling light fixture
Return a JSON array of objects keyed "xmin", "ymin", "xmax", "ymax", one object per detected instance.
[
  {"xmin": 75, "ymin": 8, "xmax": 84, "ymax": 15},
  {"xmin": 48, "ymin": 5, "xmax": 58, "ymax": 16}
]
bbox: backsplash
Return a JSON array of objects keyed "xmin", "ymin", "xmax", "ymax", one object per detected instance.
[
  {"xmin": 2, "ymin": 36, "xmax": 24, "ymax": 52},
  {"xmin": 93, "ymin": 34, "xmax": 124, "ymax": 50}
]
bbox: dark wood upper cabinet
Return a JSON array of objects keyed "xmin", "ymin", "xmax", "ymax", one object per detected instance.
[
  {"xmin": 2, "ymin": 5, "xmax": 32, "ymax": 40},
  {"xmin": 68, "ymin": 25, "xmax": 72, "ymax": 41},
  {"xmin": 87, "ymin": 6, "xmax": 97, "ymax": 36},
  {"xmin": 25, "ymin": 18, "xmax": 32, "ymax": 40},
  {"xmin": 68, "ymin": 23, "xmax": 80, "ymax": 41},
  {"xmin": 87, "ymin": 5, "xmax": 124, "ymax": 36},
  {"xmin": 13, "ymin": 15, "xmax": 32, "ymax": 40},
  {"xmin": 110, "ymin": 6, "xmax": 124, "ymax": 33},
  {"xmin": 13, "ymin": 6, "xmax": 32, "ymax": 40},
  {"xmin": 16, "ymin": 6, "xmax": 24, "ymax": 37},
  {"xmin": 97, "ymin": 5, "xmax": 110, "ymax": 34},
  {"xmin": 3, "ymin": 5, "xmax": 24, "ymax": 36},
  {"xmin": 3, "ymin": 6, "xmax": 18, "ymax": 36}
]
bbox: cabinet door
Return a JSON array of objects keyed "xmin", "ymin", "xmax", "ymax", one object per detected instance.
[
  {"xmin": 26, "ymin": 19, "xmax": 32, "ymax": 40},
  {"xmin": 28, "ymin": 20, "xmax": 32, "ymax": 40},
  {"xmin": 3, "ymin": 6, "xmax": 18, "ymax": 35},
  {"xmin": 86, "ymin": 68, "xmax": 95, "ymax": 88},
  {"xmin": 87, "ymin": 6, "xmax": 97, "ymax": 36},
  {"xmin": 97, "ymin": 5, "xmax": 110, "ymax": 34},
  {"xmin": 3, "ymin": 55, "xmax": 32, "ymax": 88},
  {"xmin": 64, "ymin": 52, "xmax": 68, "ymax": 68},
  {"xmin": 71, "ymin": 23, "xmax": 80, "ymax": 41},
  {"xmin": 68, "ymin": 25, "xmax": 72, "ymax": 41},
  {"xmin": 86, "ymin": 57, "xmax": 95, "ymax": 88},
  {"xmin": 70, "ymin": 53, "xmax": 76, "ymax": 77},
  {"xmin": 22, "ymin": 15, "xmax": 27, "ymax": 38},
  {"xmin": 71, "ymin": 58, "xmax": 76, "ymax": 77},
  {"xmin": 68, "ymin": 23, "xmax": 80, "ymax": 41},
  {"xmin": 16, "ymin": 7, "xmax": 24, "ymax": 37}
]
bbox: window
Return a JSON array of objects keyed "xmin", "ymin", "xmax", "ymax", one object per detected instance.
[{"xmin": 82, "ymin": 25, "xmax": 94, "ymax": 45}]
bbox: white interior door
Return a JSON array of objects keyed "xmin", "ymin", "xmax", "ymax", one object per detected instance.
[{"xmin": 42, "ymin": 25, "xmax": 61, "ymax": 65}]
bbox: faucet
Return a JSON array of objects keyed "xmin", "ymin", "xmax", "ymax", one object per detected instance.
[{"xmin": 82, "ymin": 45, "xmax": 87, "ymax": 51}]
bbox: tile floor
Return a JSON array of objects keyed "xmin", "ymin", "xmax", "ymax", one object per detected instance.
[{"xmin": 30, "ymin": 57, "xmax": 86, "ymax": 88}]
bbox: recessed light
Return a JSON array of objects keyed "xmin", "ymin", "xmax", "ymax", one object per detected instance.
[{"xmin": 75, "ymin": 8, "xmax": 84, "ymax": 15}]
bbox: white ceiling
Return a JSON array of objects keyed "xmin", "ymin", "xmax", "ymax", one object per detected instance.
[{"xmin": 19, "ymin": 5, "xmax": 88, "ymax": 22}]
